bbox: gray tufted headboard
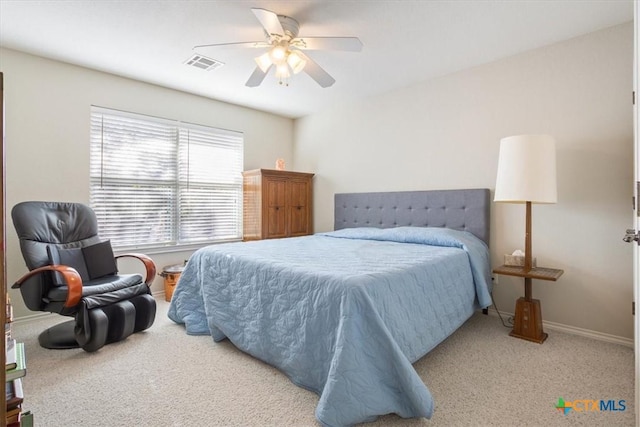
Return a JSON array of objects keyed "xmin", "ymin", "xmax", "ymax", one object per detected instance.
[{"xmin": 334, "ymin": 188, "xmax": 490, "ymax": 246}]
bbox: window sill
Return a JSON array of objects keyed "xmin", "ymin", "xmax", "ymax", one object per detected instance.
[{"xmin": 114, "ymin": 239, "xmax": 242, "ymax": 256}]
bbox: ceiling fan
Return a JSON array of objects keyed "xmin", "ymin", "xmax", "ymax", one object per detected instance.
[{"xmin": 193, "ymin": 8, "xmax": 363, "ymax": 88}]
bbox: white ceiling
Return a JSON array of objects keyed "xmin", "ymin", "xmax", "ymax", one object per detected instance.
[{"xmin": 0, "ymin": 1, "xmax": 634, "ymax": 119}]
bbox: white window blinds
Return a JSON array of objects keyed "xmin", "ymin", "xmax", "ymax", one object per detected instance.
[{"xmin": 90, "ymin": 106, "xmax": 243, "ymax": 250}]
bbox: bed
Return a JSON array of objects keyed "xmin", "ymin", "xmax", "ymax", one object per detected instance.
[{"xmin": 168, "ymin": 188, "xmax": 491, "ymax": 427}]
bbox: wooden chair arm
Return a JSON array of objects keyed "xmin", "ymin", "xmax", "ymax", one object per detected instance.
[
  {"xmin": 115, "ymin": 253, "xmax": 157, "ymax": 286},
  {"xmin": 12, "ymin": 265, "xmax": 83, "ymax": 308}
]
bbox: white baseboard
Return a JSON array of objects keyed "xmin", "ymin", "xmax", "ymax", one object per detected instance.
[
  {"xmin": 484, "ymin": 307, "xmax": 634, "ymax": 348},
  {"xmin": 11, "ymin": 311, "xmax": 55, "ymax": 324}
]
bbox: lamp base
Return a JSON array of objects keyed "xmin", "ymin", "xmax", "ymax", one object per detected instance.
[{"xmin": 510, "ymin": 297, "xmax": 547, "ymax": 344}]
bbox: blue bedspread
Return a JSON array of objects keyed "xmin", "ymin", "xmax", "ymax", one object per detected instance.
[{"xmin": 168, "ymin": 226, "xmax": 491, "ymax": 426}]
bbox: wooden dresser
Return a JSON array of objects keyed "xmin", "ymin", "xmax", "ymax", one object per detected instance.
[{"xmin": 242, "ymin": 169, "xmax": 314, "ymax": 240}]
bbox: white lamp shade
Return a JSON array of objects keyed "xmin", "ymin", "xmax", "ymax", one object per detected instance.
[
  {"xmin": 287, "ymin": 51, "xmax": 307, "ymax": 74},
  {"xmin": 255, "ymin": 52, "xmax": 273, "ymax": 73},
  {"xmin": 275, "ymin": 63, "xmax": 291, "ymax": 79},
  {"xmin": 494, "ymin": 134, "xmax": 557, "ymax": 203},
  {"xmin": 269, "ymin": 45, "xmax": 288, "ymax": 64}
]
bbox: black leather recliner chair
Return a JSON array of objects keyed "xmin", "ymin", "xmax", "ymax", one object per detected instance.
[{"xmin": 11, "ymin": 201, "xmax": 157, "ymax": 352}]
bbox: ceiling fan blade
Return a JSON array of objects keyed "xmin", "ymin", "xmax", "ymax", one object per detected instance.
[
  {"xmin": 194, "ymin": 41, "xmax": 269, "ymax": 50},
  {"xmin": 251, "ymin": 8, "xmax": 285, "ymax": 37},
  {"xmin": 298, "ymin": 53, "xmax": 335, "ymax": 88},
  {"xmin": 294, "ymin": 37, "xmax": 363, "ymax": 52},
  {"xmin": 245, "ymin": 65, "xmax": 271, "ymax": 87}
]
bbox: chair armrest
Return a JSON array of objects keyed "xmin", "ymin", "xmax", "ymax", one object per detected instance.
[
  {"xmin": 115, "ymin": 253, "xmax": 156, "ymax": 286},
  {"xmin": 12, "ymin": 265, "xmax": 83, "ymax": 308}
]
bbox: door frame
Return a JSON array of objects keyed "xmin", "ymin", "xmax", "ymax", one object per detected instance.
[{"xmin": 634, "ymin": 2, "xmax": 639, "ymax": 425}]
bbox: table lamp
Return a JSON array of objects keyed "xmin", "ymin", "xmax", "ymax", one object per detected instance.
[{"xmin": 494, "ymin": 134, "xmax": 561, "ymax": 343}]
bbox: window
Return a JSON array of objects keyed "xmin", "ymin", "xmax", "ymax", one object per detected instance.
[{"xmin": 90, "ymin": 106, "xmax": 243, "ymax": 250}]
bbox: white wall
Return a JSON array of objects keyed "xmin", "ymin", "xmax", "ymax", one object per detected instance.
[
  {"xmin": 1, "ymin": 47, "xmax": 294, "ymax": 318},
  {"xmin": 293, "ymin": 23, "xmax": 634, "ymax": 339}
]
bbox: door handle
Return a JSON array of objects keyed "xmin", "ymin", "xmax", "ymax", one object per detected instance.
[{"xmin": 623, "ymin": 229, "xmax": 639, "ymax": 243}]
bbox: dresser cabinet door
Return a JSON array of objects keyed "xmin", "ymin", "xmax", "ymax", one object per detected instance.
[
  {"xmin": 288, "ymin": 179, "xmax": 311, "ymax": 236},
  {"xmin": 264, "ymin": 177, "xmax": 288, "ymax": 238}
]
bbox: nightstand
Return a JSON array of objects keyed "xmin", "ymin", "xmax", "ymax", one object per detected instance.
[{"xmin": 492, "ymin": 265, "xmax": 563, "ymax": 343}]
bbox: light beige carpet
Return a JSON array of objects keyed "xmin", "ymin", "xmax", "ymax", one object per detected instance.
[{"xmin": 11, "ymin": 297, "xmax": 634, "ymax": 426}]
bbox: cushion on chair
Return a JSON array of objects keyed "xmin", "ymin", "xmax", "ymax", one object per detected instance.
[
  {"xmin": 47, "ymin": 245, "xmax": 91, "ymax": 285},
  {"xmin": 81, "ymin": 282, "xmax": 150, "ymax": 311},
  {"xmin": 82, "ymin": 240, "xmax": 118, "ymax": 280},
  {"xmin": 46, "ymin": 273, "xmax": 144, "ymax": 303},
  {"xmin": 47, "ymin": 240, "xmax": 118, "ymax": 285}
]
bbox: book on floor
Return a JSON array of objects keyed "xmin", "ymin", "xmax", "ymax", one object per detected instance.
[{"xmin": 5, "ymin": 342, "xmax": 26, "ymax": 382}]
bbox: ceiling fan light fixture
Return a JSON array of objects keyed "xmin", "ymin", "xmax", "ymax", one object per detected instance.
[
  {"xmin": 275, "ymin": 63, "xmax": 291, "ymax": 79},
  {"xmin": 287, "ymin": 51, "xmax": 306, "ymax": 74},
  {"xmin": 196, "ymin": 8, "xmax": 362, "ymax": 88},
  {"xmin": 269, "ymin": 44, "xmax": 288, "ymax": 65},
  {"xmin": 255, "ymin": 52, "xmax": 273, "ymax": 73}
]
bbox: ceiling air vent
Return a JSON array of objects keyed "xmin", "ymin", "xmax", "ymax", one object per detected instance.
[{"xmin": 184, "ymin": 54, "xmax": 224, "ymax": 71}]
